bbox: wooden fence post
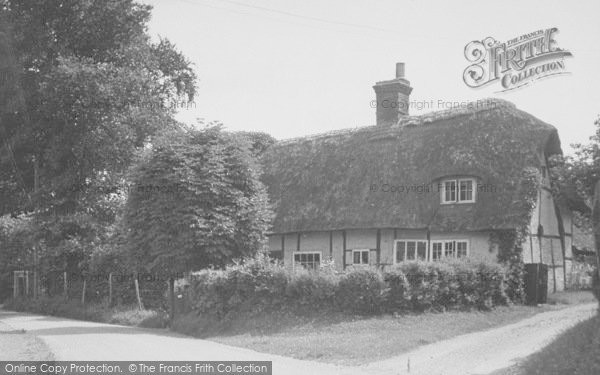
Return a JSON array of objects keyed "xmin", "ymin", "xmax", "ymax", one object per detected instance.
[
  {"xmin": 25, "ymin": 270, "xmax": 29, "ymax": 296},
  {"xmin": 134, "ymin": 275, "xmax": 143, "ymax": 310},
  {"xmin": 13, "ymin": 271, "xmax": 17, "ymax": 298},
  {"xmin": 108, "ymin": 273, "xmax": 113, "ymax": 307},
  {"xmin": 63, "ymin": 272, "xmax": 68, "ymax": 298},
  {"xmin": 81, "ymin": 279, "xmax": 86, "ymax": 305},
  {"xmin": 169, "ymin": 278, "xmax": 175, "ymax": 324}
]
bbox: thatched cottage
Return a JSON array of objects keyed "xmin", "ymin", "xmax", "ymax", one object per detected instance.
[{"xmin": 261, "ymin": 63, "xmax": 573, "ymax": 292}]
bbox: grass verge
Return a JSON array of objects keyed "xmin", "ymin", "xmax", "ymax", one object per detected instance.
[
  {"xmin": 3, "ymin": 296, "xmax": 169, "ymax": 328},
  {"xmin": 496, "ymin": 312, "xmax": 600, "ymax": 375},
  {"xmin": 546, "ymin": 290, "xmax": 598, "ymax": 306},
  {"xmin": 174, "ymin": 304, "xmax": 561, "ymax": 365}
]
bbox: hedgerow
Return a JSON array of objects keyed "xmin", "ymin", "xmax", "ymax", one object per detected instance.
[{"xmin": 182, "ymin": 254, "xmax": 513, "ymax": 322}]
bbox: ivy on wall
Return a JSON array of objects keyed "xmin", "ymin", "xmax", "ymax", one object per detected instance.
[{"xmin": 490, "ymin": 167, "xmax": 541, "ymax": 303}]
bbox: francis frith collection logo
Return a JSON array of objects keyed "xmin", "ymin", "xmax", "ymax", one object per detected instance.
[{"xmin": 463, "ymin": 27, "xmax": 572, "ymax": 92}]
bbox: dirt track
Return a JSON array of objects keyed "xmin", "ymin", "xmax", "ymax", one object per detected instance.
[{"xmin": 0, "ymin": 303, "xmax": 597, "ymax": 375}]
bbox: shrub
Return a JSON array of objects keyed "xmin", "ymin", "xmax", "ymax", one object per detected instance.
[
  {"xmin": 475, "ymin": 261, "xmax": 509, "ymax": 308},
  {"xmin": 225, "ymin": 255, "xmax": 289, "ymax": 315},
  {"xmin": 392, "ymin": 260, "xmax": 509, "ymax": 312},
  {"xmin": 187, "ymin": 254, "xmax": 289, "ymax": 318},
  {"xmin": 336, "ymin": 267, "xmax": 387, "ymax": 315},
  {"xmin": 180, "ymin": 255, "xmax": 511, "ymax": 328},
  {"xmin": 187, "ymin": 270, "xmax": 232, "ymax": 318},
  {"xmin": 286, "ymin": 268, "xmax": 337, "ymax": 313},
  {"xmin": 396, "ymin": 261, "xmax": 450, "ymax": 312},
  {"xmin": 382, "ymin": 267, "xmax": 410, "ymax": 312},
  {"xmin": 503, "ymin": 260, "xmax": 525, "ymax": 303}
]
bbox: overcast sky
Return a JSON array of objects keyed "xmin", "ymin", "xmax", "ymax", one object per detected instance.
[{"xmin": 141, "ymin": 0, "xmax": 600, "ymax": 154}]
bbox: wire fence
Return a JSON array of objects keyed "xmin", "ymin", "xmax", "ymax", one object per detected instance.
[{"xmin": 10, "ymin": 270, "xmax": 178, "ymax": 309}]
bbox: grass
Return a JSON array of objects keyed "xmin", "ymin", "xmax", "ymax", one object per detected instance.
[
  {"xmin": 6, "ymin": 291, "xmax": 597, "ymax": 367},
  {"xmin": 546, "ymin": 290, "xmax": 598, "ymax": 305},
  {"xmin": 3, "ymin": 296, "xmax": 169, "ymax": 328},
  {"xmin": 206, "ymin": 291, "xmax": 598, "ymax": 366},
  {"xmin": 207, "ymin": 304, "xmax": 565, "ymax": 365},
  {"xmin": 494, "ymin": 312, "xmax": 600, "ymax": 375}
]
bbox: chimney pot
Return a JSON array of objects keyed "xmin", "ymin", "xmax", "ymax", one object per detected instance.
[{"xmin": 396, "ymin": 62, "xmax": 405, "ymax": 78}]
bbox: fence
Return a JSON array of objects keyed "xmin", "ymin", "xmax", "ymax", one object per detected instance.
[{"xmin": 10, "ymin": 270, "xmax": 174, "ymax": 309}]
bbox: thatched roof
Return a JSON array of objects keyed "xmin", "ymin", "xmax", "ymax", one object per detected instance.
[{"xmin": 261, "ymin": 99, "xmax": 561, "ymax": 234}]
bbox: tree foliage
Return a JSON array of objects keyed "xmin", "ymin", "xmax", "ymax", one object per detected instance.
[
  {"xmin": 124, "ymin": 125, "xmax": 273, "ymax": 276},
  {"xmin": 549, "ymin": 117, "xmax": 600, "ymax": 226},
  {"xmin": 1, "ymin": 0, "xmax": 196, "ymax": 215},
  {"xmin": 0, "ymin": 0, "xmax": 197, "ymax": 274}
]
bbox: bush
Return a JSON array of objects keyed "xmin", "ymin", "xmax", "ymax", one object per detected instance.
[
  {"xmin": 391, "ymin": 260, "xmax": 509, "ymax": 312},
  {"xmin": 187, "ymin": 254, "xmax": 288, "ymax": 318},
  {"xmin": 336, "ymin": 267, "xmax": 387, "ymax": 315},
  {"xmin": 502, "ymin": 259, "xmax": 525, "ymax": 303},
  {"xmin": 395, "ymin": 261, "xmax": 450, "ymax": 312},
  {"xmin": 286, "ymin": 268, "xmax": 337, "ymax": 313},
  {"xmin": 382, "ymin": 267, "xmax": 410, "ymax": 312},
  {"xmin": 180, "ymin": 255, "xmax": 511, "ymax": 329}
]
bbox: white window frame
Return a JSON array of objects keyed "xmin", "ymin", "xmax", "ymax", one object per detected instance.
[
  {"xmin": 352, "ymin": 249, "xmax": 370, "ymax": 265},
  {"xmin": 393, "ymin": 240, "xmax": 428, "ymax": 263},
  {"xmin": 430, "ymin": 240, "xmax": 469, "ymax": 260},
  {"xmin": 293, "ymin": 251, "xmax": 322, "ymax": 271},
  {"xmin": 441, "ymin": 178, "xmax": 476, "ymax": 204},
  {"xmin": 431, "ymin": 241, "xmax": 443, "ymax": 261}
]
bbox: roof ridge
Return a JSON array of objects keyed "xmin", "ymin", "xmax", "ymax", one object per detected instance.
[{"xmin": 275, "ymin": 98, "xmax": 515, "ymax": 146}]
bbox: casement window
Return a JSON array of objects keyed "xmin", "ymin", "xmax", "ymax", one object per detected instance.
[
  {"xmin": 352, "ymin": 249, "xmax": 370, "ymax": 265},
  {"xmin": 441, "ymin": 178, "xmax": 476, "ymax": 204},
  {"xmin": 394, "ymin": 240, "xmax": 428, "ymax": 263},
  {"xmin": 431, "ymin": 242, "xmax": 443, "ymax": 261},
  {"xmin": 431, "ymin": 240, "xmax": 469, "ymax": 260},
  {"xmin": 293, "ymin": 252, "xmax": 321, "ymax": 270}
]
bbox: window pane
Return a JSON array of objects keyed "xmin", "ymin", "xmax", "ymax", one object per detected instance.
[
  {"xmin": 445, "ymin": 181, "xmax": 456, "ymax": 202},
  {"xmin": 295, "ymin": 253, "xmax": 321, "ymax": 270},
  {"xmin": 353, "ymin": 251, "xmax": 361, "ymax": 264},
  {"xmin": 362, "ymin": 251, "xmax": 369, "ymax": 264},
  {"xmin": 407, "ymin": 242, "xmax": 416, "ymax": 260},
  {"xmin": 444, "ymin": 241, "xmax": 455, "ymax": 257},
  {"xmin": 417, "ymin": 242, "xmax": 427, "ymax": 260},
  {"xmin": 396, "ymin": 242, "xmax": 406, "ymax": 263},
  {"xmin": 457, "ymin": 242, "xmax": 468, "ymax": 258},
  {"xmin": 460, "ymin": 180, "xmax": 473, "ymax": 201},
  {"xmin": 432, "ymin": 243, "xmax": 442, "ymax": 260}
]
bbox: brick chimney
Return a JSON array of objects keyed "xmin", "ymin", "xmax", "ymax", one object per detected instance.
[{"xmin": 373, "ymin": 63, "xmax": 413, "ymax": 125}]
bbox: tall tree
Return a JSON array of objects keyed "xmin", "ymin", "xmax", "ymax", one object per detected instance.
[
  {"xmin": 549, "ymin": 116, "xmax": 600, "ymax": 224},
  {"xmin": 0, "ymin": 0, "xmax": 197, "ymax": 277},
  {"xmin": 123, "ymin": 125, "xmax": 273, "ymax": 277}
]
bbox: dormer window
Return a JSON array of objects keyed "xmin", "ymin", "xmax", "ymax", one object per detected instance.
[{"xmin": 441, "ymin": 178, "xmax": 476, "ymax": 204}]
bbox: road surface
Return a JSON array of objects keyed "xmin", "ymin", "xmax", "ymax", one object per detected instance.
[{"xmin": 0, "ymin": 303, "xmax": 597, "ymax": 375}]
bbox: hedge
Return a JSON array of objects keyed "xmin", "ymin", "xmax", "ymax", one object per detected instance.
[{"xmin": 183, "ymin": 255, "xmax": 513, "ymax": 320}]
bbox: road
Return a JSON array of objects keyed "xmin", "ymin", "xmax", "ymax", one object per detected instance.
[{"xmin": 0, "ymin": 303, "xmax": 597, "ymax": 375}]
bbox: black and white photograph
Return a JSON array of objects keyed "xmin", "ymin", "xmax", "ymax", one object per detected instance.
[{"xmin": 1, "ymin": 1, "xmax": 600, "ymax": 374}]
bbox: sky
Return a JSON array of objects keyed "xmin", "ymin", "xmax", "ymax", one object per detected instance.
[{"xmin": 140, "ymin": 0, "xmax": 600, "ymax": 154}]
